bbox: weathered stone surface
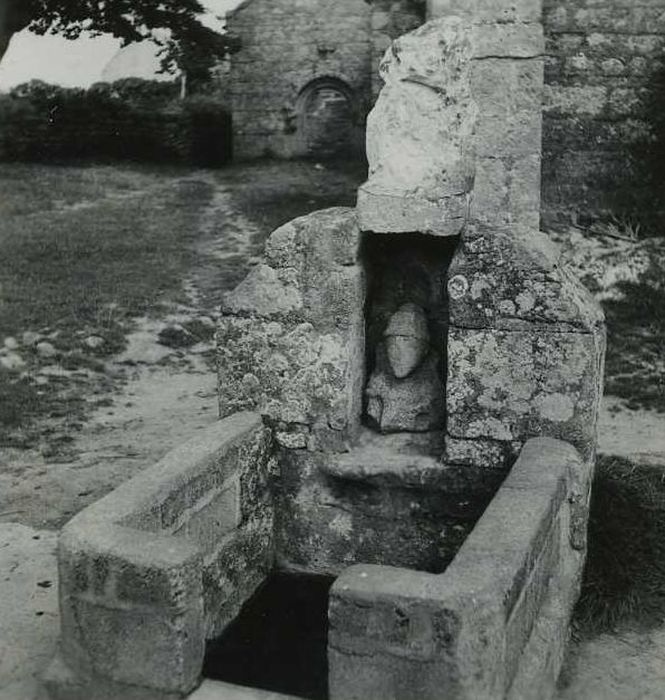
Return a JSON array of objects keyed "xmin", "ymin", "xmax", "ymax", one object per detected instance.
[
  {"xmin": 274, "ymin": 448, "xmax": 473, "ymax": 576},
  {"xmin": 218, "ymin": 316, "xmax": 360, "ymax": 430},
  {"xmin": 447, "ymin": 223, "xmax": 605, "ymax": 333},
  {"xmin": 447, "ymin": 326, "xmax": 603, "ymax": 459},
  {"xmin": 445, "ymin": 223, "xmax": 605, "ymax": 464},
  {"xmin": 328, "ymin": 438, "xmax": 586, "ymax": 700},
  {"xmin": 58, "ymin": 524, "xmax": 204, "ymax": 694},
  {"xmin": 366, "ymin": 346, "xmax": 444, "ymax": 433},
  {"xmin": 429, "ymin": 0, "xmax": 542, "ymax": 24},
  {"xmin": 384, "ymin": 302, "xmax": 430, "ymax": 378},
  {"xmin": 357, "ymin": 17, "xmax": 477, "ymax": 236},
  {"xmin": 218, "ymin": 208, "xmax": 365, "ymax": 447},
  {"xmin": 543, "ymin": 0, "xmax": 665, "ymax": 224},
  {"xmin": 52, "ymin": 412, "xmax": 274, "ymax": 699},
  {"xmin": 222, "ymin": 264, "xmax": 303, "ymax": 318},
  {"xmin": 427, "ymin": 0, "xmax": 544, "ymax": 229}
]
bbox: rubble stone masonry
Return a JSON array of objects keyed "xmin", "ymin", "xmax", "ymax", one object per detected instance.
[{"xmin": 542, "ymin": 0, "xmax": 665, "ymax": 225}]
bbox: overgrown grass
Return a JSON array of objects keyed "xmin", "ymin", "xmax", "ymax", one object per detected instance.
[
  {"xmin": 574, "ymin": 455, "xmax": 665, "ymax": 636},
  {"xmin": 0, "ymin": 160, "xmax": 367, "ymax": 446},
  {"xmin": 602, "ymin": 262, "xmax": 665, "ymax": 412},
  {"xmin": 0, "ymin": 164, "xmax": 214, "ymax": 442},
  {"xmin": 0, "ymin": 171, "xmax": 211, "ymax": 336},
  {"xmin": 222, "ymin": 159, "xmax": 366, "ymax": 246}
]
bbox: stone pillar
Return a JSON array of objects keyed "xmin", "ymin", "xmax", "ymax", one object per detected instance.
[
  {"xmin": 428, "ymin": 0, "xmax": 545, "ymax": 230},
  {"xmin": 358, "ymin": 17, "xmax": 478, "ymax": 236}
]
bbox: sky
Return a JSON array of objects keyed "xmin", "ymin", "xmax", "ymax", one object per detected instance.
[{"xmin": 0, "ymin": 0, "xmax": 243, "ymax": 91}]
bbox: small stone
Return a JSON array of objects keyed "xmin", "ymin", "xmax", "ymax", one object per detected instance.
[
  {"xmin": 84, "ymin": 335, "xmax": 105, "ymax": 350},
  {"xmin": 196, "ymin": 316, "xmax": 216, "ymax": 329},
  {"xmin": 36, "ymin": 342, "xmax": 57, "ymax": 359},
  {"xmin": 0, "ymin": 352, "xmax": 26, "ymax": 370},
  {"xmin": 157, "ymin": 324, "xmax": 195, "ymax": 349},
  {"xmin": 4, "ymin": 337, "xmax": 18, "ymax": 350},
  {"xmin": 21, "ymin": 331, "xmax": 42, "ymax": 346}
]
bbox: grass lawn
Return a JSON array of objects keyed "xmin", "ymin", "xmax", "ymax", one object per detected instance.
[
  {"xmin": 0, "ymin": 164, "xmax": 213, "ymax": 444},
  {"xmin": 0, "ymin": 159, "xmax": 365, "ymax": 447}
]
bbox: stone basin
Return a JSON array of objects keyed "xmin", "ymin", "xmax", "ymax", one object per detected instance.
[{"xmin": 45, "ymin": 411, "xmax": 584, "ymax": 700}]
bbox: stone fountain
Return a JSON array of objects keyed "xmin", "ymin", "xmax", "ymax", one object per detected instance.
[{"xmin": 46, "ymin": 5, "xmax": 605, "ymax": 700}]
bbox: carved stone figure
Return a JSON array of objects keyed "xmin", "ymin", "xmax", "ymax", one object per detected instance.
[{"xmin": 366, "ymin": 302, "xmax": 444, "ymax": 432}]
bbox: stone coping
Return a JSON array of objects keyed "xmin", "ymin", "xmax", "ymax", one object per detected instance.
[
  {"xmin": 328, "ymin": 437, "xmax": 582, "ymax": 700},
  {"xmin": 50, "ymin": 412, "xmax": 273, "ymax": 698}
]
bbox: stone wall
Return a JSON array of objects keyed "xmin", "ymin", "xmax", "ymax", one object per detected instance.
[
  {"xmin": 329, "ymin": 438, "xmax": 586, "ymax": 700},
  {"xmin": 50, "ymin": 413, "xmax": 273, "ymax": 699},
  {"xmin": 227, "ymin": 0, "xmax": 373, "ymax": 159},
  {"xmin": 543, "ymin": 0, "xmax": 665, "ymax": 224},
  {"xmin": 230, "ymin": 0, "xmax": 665, "ymax": 224},
  {"xmin": 427, "ymin": 0, "xmax": 545, "ymax": 231}
]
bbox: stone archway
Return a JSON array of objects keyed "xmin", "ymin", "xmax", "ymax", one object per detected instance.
[{"xmin": 297, "ymin": 78, "xmax": 362, "ymax": 159}]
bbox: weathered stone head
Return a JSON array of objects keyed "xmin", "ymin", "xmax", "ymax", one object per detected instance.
[
  {"xmin": 384, "ymin": 303, "xmax": 430, "ymax": 378},
  {"xmin": 365, "ymin": 301, "xmax": 444, "ymax": 434}
]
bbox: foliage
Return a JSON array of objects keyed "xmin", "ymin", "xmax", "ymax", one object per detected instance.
[
  {"xmin": 0, "ymin": 79, "xmax": 231, "ymax": 165},
  {"xmin": 574, "ymin": 455, "xmax": 665, "ymax": 635},
  {"xmin": 602, "ymin": 261, "xmax": 665, "ymax": 412},
  {"xmin": 0, "ymin": 0, "xmax": 237, "ymax": 72}
]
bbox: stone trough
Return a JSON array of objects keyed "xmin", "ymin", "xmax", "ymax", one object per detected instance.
[{"xmin": 47, "ymin": 9, "xmax": 605, "ymax": 700}]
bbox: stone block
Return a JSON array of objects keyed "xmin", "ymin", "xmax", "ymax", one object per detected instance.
[
  {"xmin": 469, "ymin": 58, "xmax": 544, "ymax": 116},
  {"xmin": 275, "ymin": 448, "xmax": 472, "ymax": 576},
  {"xmin": 447, "ymin": 223, "xmax": 605, "ymax": 332},
  {"xmin": 53, "ymin": 411, "xmax": 274, "ymax": 699},
  {"xmin": 427, "ymin": 0, "xmax": 543, "ymax": 24},
  {"xmin": 446, "ymin": 326, "xmax": 603, "ymax": 458},
  {"xmin": 203, "ymin": 520, "xmax": 273, "ymax": 637},
  {"xmin": 472, "ymin": 23, "xmax": 544, "ymax": 59},
  {"xmin": 58, "ymin": 526, "xmax": 204, "ymax": 694},
  {"xmin": 328, "ymin": 438, "xmax": 582, "ymax": 700},
  {"xmin": 173, "ymin": 480, "xmax": 240, "ymax": 558},
  {"xmin": 218, "ymin": 208, "xmax": 365, "ymax": 442},
  {"xmin": 471, "ymin": 156, "xmax": 512, "ymax": 226},
  {"xmin": 329, "ymin": 564, "xmax": 506, "ymax": 700},
  {"xmin": 474, "ymin": 108, "xmax": 542, "ymax": 158},
  {"xmin": 44, "ymin": 651, "xmax": 183, "ymax": 700},
  {"xmin": 357, "ymin": 17, "xmax": 477, "ymax": 236},
  {"xmin": 503, "ymin": 519, "xmax": 559, "ymax": 686},
  {"xmin": 222, "ymin": 264, "xmax": 303, "ymax": 319},
  {"xmin": 264, "ymin": 208, "xmax": 362, "ymax": 270},
  {"xmin": 62, "ymin": 596, "xmax": 204, "ymax": 694},
  {"xmin": 444, "ymin": 223, "xmax": 606, "ymax": 461},
  {"xmin": 444, "ymin": 436, "xmax": 520, "ymax": 469},
  {"xmin": 217, "ymin": 316, "xmax": 363, "ymax": 434},
  {"xmin": 507, "ymin": 153, "xmax": 542, "ymax": 231}
]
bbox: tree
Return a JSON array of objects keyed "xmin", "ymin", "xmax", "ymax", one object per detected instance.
[{"xmin": 0, "ymin": 0, "xmax": 237, "ymax": 71}]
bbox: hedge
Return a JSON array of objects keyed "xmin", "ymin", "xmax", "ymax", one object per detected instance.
[{"xmin": 0, "ymin": 79, "xmax": 232, "ymax": 166}]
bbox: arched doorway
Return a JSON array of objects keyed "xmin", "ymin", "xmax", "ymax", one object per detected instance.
[{"xmin": 297, "ymin": 78, "xmax": 362, "ymax": 159}]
